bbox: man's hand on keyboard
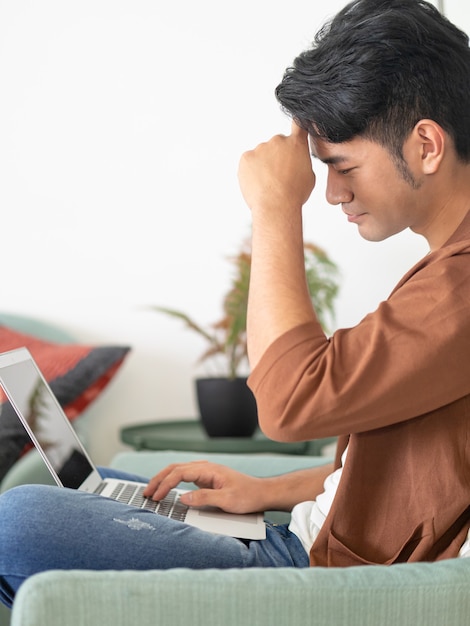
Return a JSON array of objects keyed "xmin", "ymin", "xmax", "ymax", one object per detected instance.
[{"xmin": 143, "ymin": 461, "xmax": 267, "ymax": 515}]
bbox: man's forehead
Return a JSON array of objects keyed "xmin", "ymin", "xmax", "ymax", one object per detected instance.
[
  {"xmin": 308, "ymin": 135, "xmax": 367, "ymax": 164},
  {"xmin": 308, "ymin": 136, "xmax": 350, "ymax": 164}
]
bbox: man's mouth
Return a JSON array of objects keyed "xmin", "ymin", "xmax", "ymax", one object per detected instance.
[{"xmin": 343, "ymin": 208, "xmax": 366, "ymax": 223}]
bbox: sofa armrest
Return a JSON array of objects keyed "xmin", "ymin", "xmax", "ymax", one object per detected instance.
[
  {"xmin": 0, "ymin": 451, "xmax": 55, "ymax": 494},
  {"xmin": 12, "ymin": 560, "xmax": 470, "ymax": 626}
]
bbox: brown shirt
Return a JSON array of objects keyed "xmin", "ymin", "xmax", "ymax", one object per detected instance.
[{"xmin": 249, "ymin": 213, "xmax": 470, "ymax": 567}]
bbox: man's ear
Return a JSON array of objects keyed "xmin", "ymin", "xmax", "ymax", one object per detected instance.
[{"xmin": 409, "ymin": 119, "xmax": 446, "ymax": 175}]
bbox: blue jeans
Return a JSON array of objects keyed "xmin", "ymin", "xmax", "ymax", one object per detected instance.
[{"xmin": 0, "ymin": 468, "xmax": 309, "ymax": 608}]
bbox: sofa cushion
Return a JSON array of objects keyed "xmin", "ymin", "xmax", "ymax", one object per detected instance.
[{"xmin": 0, "ymin": 324, "xmax": 130, "ymax": 481}]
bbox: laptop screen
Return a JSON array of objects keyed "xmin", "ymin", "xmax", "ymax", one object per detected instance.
[{"xmin": 0, "ymin": 352, "xmax": 96, "ymax": 489}]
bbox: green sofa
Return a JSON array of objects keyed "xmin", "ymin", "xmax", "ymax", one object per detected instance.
[{"xmin": 2, "ymin": 449, "xmax": 470, "ymax": 626}]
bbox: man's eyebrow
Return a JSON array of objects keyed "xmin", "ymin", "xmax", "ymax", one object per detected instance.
[{"xmin": 311, "ymin": 153, "xmax": 349, "ymax": 165}]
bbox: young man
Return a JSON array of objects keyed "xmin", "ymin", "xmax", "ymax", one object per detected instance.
[{"xmin": 1, "ymin": 0, "xmax": 470, "ymax": 608}]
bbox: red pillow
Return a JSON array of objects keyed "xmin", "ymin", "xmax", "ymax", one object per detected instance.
[{"xmin": 0, "ymin": 325, "xmax": 130, "ymax": 480}]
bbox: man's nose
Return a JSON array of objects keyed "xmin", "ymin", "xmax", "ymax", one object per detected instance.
[{"xmin": 326, "ymin": 171, "xmax": 353, "ymax": 205}]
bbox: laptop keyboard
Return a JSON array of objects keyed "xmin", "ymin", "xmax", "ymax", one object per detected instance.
[{"xmin": 106, "ymin": 482, "xmax": 189, "ymax": 522}]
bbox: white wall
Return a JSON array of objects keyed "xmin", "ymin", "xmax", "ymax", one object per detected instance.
[
  {"xmin": 0, "ymin": 0, "xmax": 464, "ymax": 463},
  {"xmin": 444, "ymin": 0, "xmax": 470, "ymax": 31}
]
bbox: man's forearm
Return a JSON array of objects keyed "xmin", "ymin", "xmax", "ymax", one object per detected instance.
[
  {"xmin": 238, "ymin": 124, "xmax": 321, "ymax": 369},
  {"xmin": 259, "ymin": 463, "xmax": 334, "ymax": 512},
  {"xmin": 247, "ymin": 212, "xmax": 318, "ymax": 369}
]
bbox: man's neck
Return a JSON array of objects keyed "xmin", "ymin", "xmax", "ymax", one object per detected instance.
[
  {"xmin": 414, "ymin": 165, "xmax": 470, "ymax": 251},
  {"xmin": 424, "ymin": 204, "xmax": 470, "ymax": 251}
]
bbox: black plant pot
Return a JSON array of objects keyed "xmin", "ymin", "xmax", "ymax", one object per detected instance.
[{"xmin": 195, "ymin": 377, "xmax": 258, "ymax": 438}]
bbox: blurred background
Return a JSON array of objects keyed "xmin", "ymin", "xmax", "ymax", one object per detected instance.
[{"xmin": 0, "ymin": 0, "xmax": 467, "ymax": 462}]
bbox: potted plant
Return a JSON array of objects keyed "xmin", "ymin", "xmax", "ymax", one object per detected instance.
[{"xmin": 152, "ymin": 238, "xmax": 340, "ymax": 437}]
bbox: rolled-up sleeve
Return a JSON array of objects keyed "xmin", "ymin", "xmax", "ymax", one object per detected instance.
[{"xmin": 248, "ymin": 250, "xmax": 470, "ymax": 442}]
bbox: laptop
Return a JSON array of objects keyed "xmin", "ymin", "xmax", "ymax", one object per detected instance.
[{"xmin": 0, "ymin": 347, "xmax": 266, "ymax": 540}]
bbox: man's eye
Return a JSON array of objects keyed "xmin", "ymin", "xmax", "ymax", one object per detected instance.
[{"xmin": 339, "ymin": 168, "xmax": 352, "ymax": 175}]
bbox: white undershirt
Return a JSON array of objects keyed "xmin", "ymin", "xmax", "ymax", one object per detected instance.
[{"xmin": 288, "ymin": 445, "xmax": 470, "ymax": 558}]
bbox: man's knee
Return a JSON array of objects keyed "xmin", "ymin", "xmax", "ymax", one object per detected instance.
[
  {"xmin": 1, "ymin": 483, "xmax": 53, "ymax": 509},
  {"xmin": 0, "ymin": 486, "xmax": 58, "ymax": 608},
  {"xmin": 0, "ymin": 484, "xmax": 57, "ymax": 541}
]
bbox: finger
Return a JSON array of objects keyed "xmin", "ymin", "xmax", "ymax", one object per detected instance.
[
  {"xmin": 179, "ymin": 488, "xmax": 225, "ymax": 510},
  {"xmin": 143, "ymin": 469, "xmax": 171, "ymax": 498},
  {"xmin": 143, "ymin": 461, "xmax": 211, "ymax": 500},
  {"xmin": 143, "ymin": 462, "xmax": 185, "ymax": 497},
  {"xmin": 180, "ymin": 485, "xmax": 259, "ymax": 515},
  {"xmin": 143, "ymin": 475, "xmax": 174, "ymax": 500},
  {"xmin": 143, "ymin": 464, "xmax": 183, "ymax": 497}
]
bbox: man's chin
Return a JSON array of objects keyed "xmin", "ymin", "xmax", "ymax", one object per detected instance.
[{"xmin": 357, "ymin": 224, "xmax": 407, "ymax": 242}]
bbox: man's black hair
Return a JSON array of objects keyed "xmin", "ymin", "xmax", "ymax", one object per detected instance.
[{"xmin": 275, "ymin": 0, "xmax": 470, "ymax": 163}]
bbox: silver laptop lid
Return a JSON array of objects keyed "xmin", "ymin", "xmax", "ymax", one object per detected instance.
[{"xmin": 0, "ymin": 347, "xmax": 100, "ymax": 489}]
